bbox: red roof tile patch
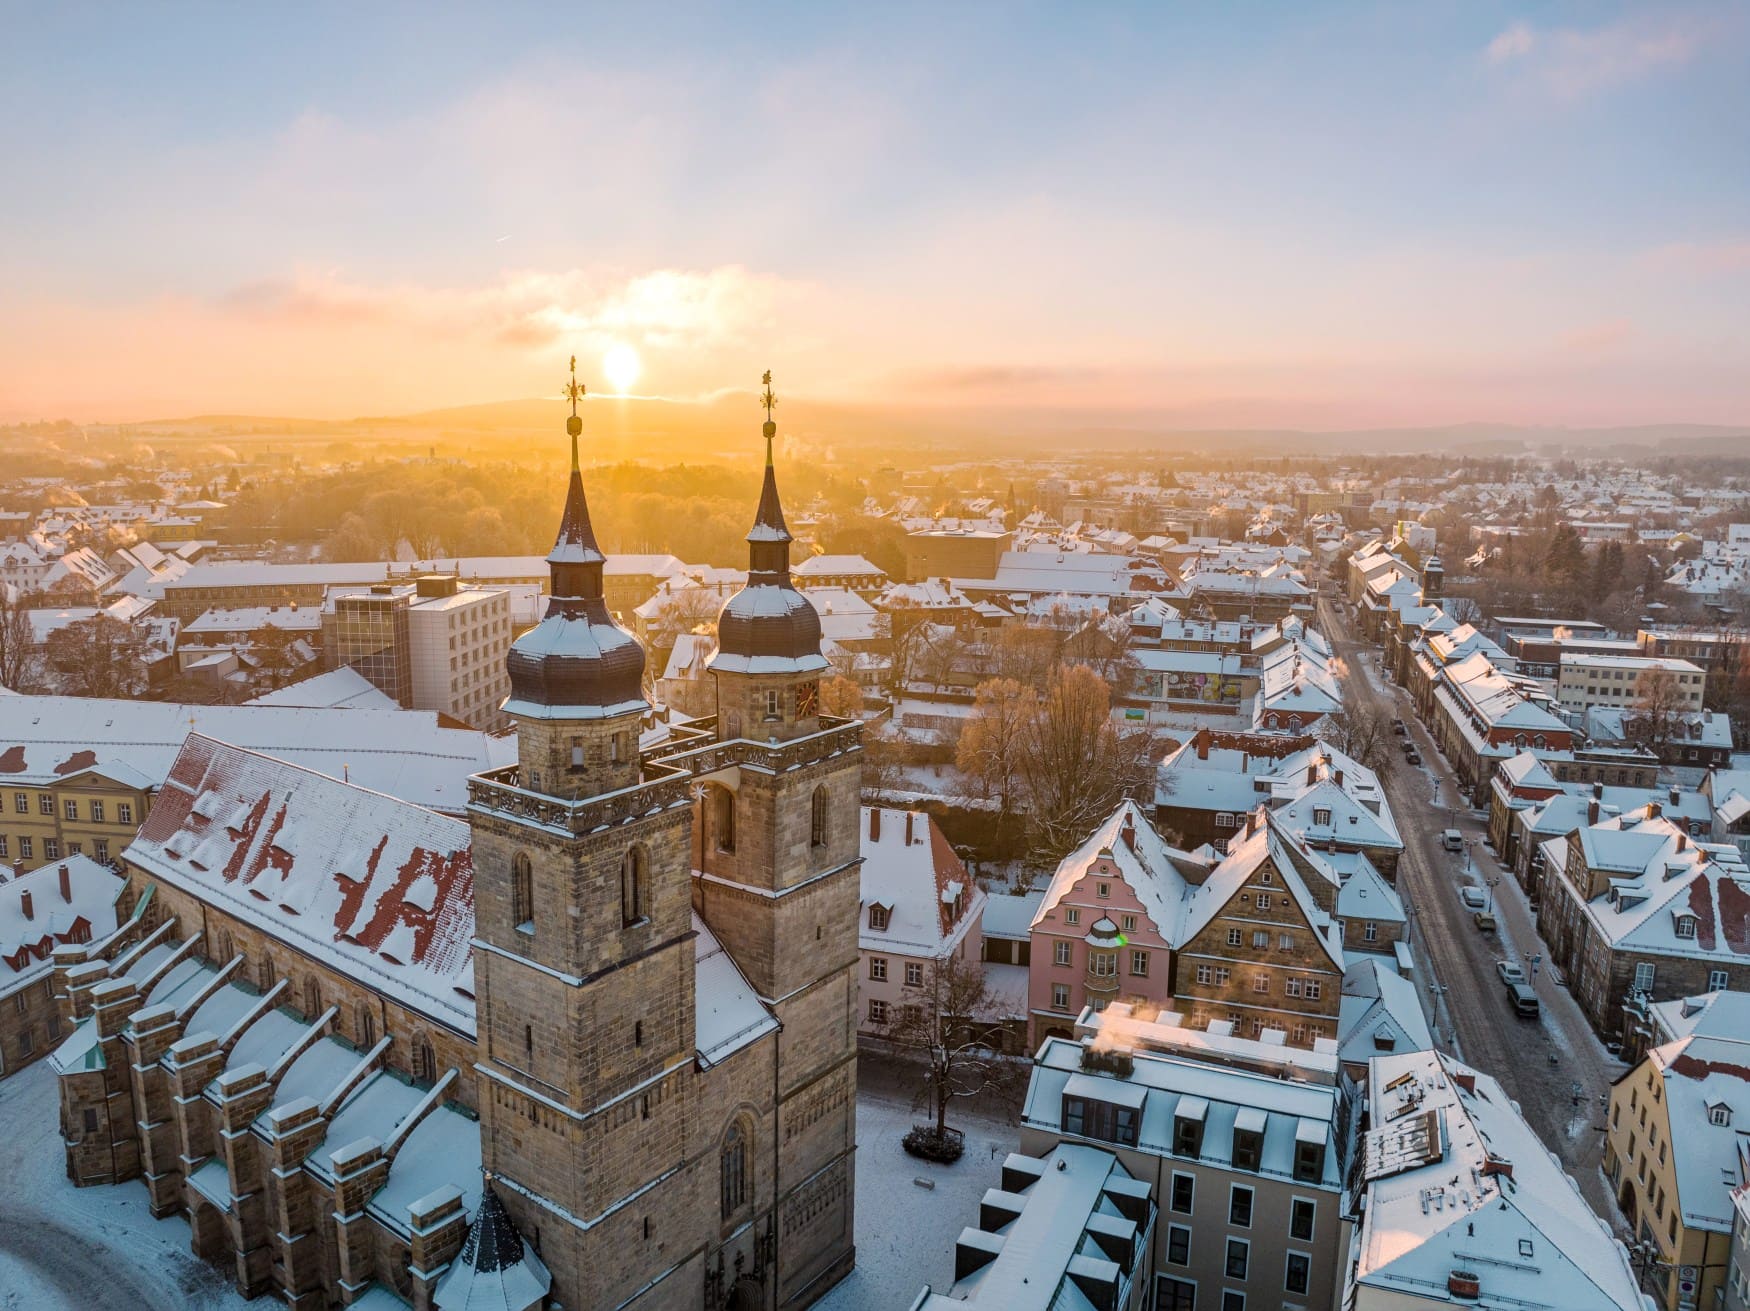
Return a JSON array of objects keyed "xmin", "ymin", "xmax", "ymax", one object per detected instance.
[
  {"xmin": 1686, "ymin": 877, "xmax": 1718, "ymax": 952},
  {"xmin": 0, "ymin": 745, "xmax": 25, "ymax": 774},
  {"xmin": 1718, "ymin": 877, "xmax": 1750, "ymax": 957},
  {"xmin": 53, "ymin": 749, "xmax": 98, "ymax": 776}
]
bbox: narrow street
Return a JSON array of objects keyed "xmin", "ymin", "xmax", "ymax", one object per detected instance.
[{"xmin": 1318, "ymin": 596, "xmax": 1626, "ymax": 1220}]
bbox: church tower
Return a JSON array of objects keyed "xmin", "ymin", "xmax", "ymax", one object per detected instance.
[
  {"xmin": 699, "ymin": 374, "xmax": 862, "ymax": 1304},
  {"xmin": 470, "ymin": 359, "xmax": 701, "ymax": 1309}
]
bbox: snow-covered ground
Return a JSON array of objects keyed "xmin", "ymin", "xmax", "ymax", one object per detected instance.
[
  {"xmin": 817, "ymin": 1090, "xmax": 1017, "ymax": 1310},
  {"xmin": 0, "ymin": 1062, "xmax": 247, "ymax": 1311}
]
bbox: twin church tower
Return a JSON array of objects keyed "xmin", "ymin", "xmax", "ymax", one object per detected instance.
[{"xmin": 466, "ymin": 367, "xmax": 861, "ymax": 1309}]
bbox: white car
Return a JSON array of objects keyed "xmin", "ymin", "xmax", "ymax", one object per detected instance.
[
  {"xmin": 1496, "ymin": 961, "xmax": 1525, "ymax": 986},
  {"xmin": 1458, "ymin": 886, "xmax": 1487, "ymax": 911}
]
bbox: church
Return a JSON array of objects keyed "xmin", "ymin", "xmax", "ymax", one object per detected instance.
[{"xmin": 48, "ymin": 373, "xmax": 863, "ymax": 1311}]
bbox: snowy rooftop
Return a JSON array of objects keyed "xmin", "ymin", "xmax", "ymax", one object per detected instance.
[
  {"xmin": 0, "ymin": 856, "xmax": 126, "ymax": 997},
  {"xmin": 0, "ymin": 695, "xmax": 514, "ymax": 811},
  {"xmin": 245, "ymin": 667, "xmax": 401, "ymax": 711},
  {"xmin": 859, "ymin": 806, "xmax": 983, "ymax": 957},
  {"xmin": 1355, "ymin": 1049, "xmax": 1644, "ymax": 1310},
  {"xmin": 124, "ymin": 734, "xmax": 477, "ymax": 1033}
]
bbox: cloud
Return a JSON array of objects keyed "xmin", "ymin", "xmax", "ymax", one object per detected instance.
[{"xmin": 1483, "ymin": 13, "xmax": 1710, "ymax": 99}]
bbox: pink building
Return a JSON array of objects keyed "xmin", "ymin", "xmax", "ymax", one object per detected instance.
[{"xmin": 1027, "ymin": 801, "xmax": 1212, "ymax": 1044}]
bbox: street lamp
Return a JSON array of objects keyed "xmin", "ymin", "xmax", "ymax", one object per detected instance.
[{"xmin": 1485, "ymin": 877, "xmax": 1500, "ymax": 914}]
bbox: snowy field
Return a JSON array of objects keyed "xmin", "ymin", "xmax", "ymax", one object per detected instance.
[
  {"xmin": 817, "ymin": 1089, "xmax": 1015, "ymax": 1310},
  {"xmin": 0, "ymin": 1062, "xmax": 246, "ymax": 1311},
  {"xmin": 0, "ymin": 1056, "xmax": 1013, "ymax": 1311}
]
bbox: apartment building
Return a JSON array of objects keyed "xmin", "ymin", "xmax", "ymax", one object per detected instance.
[
  {"xmin": 1604, "ymin": 991, "xmax": 1750, "ymax": 1311},
  {"xmin": 0, "ymin": 856, "xmax": 125, "ymax": 1076},
  {"xmin": 1557, "ymin": 653, "xmax": 1705, "ymax": 715},
  {"xmin": 1019, "ymin": 1006, "xmax": 1353, "ymax": 1311}
]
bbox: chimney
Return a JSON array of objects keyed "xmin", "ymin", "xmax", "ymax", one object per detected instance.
[
  {"xmin": 905, "ymin": 812, "xmax": 915, "ymax": 844},
  {"xmin": 1646, "ymin": 800, "xmax": 1662, "ymax": 820},
  {"xmin": 1334, "ymin": 769, "xmax": 1345, "ymax": 790},
  {"xmin": 20, "ymin": 888, "xmax": 33, "ymax": 921},
  {"xmin": 1196, "ymin": 729, "xmax": 1209, "ymax": 761},
  {"xmin": 1122, "ymin": 815, "xmax": 1137, "ymax": 852},
  {"xmin": 1669, "ymin": 786, "xmax": 1680, "ymax": 807},
  {"xmin": 1588, "ymin": 800, "xmax": 1600, "ymax": 826},
  {"xmin": 1592, "ymin": 780, "xmax": 1604, "ymax": 800},
  {"xmin": 58, "ymin": 864, "xmax": 71, "ymax": 903},
  {"xmin": 1447, "ymin": 1271, "xmax": 1481, "ymax": 1300},
  {"xmin": 870, "ymin": 809, "xmax": 881, "ymax": 841},
  {"xmin": 1676, "ymin": 833, "xmax": 1687, "ymax": 853},
  {"xmin": 1306, "ymin": 764, "xmax": 1317, "ymax": 785},
  {"xmin": 1480, "ymin": 1154, "xmax": 1514, "ymax": 1181},
  {"xmin": 1450, "ymin": 1069, "xmax": 1477, "ymax": 1095},
  {"xmin": 1244, "ymin": 811, "xmax": 1257, "ymax": 839}
]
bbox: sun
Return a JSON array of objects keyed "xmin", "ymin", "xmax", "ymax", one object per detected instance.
[{"xmin": 602, "ymin": 343, "xmax": 641, "ymax": 394}]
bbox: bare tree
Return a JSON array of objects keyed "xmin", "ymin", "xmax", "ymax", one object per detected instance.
[
  {"xmin": 819, "ymin": 674, "xmax": 863, "ymax": 719},
  {"xmin": 646, "ymin": 584, "xmax": 722, "ymax": 652},
  {"xmin": 1628, "ymin": 667, "xmax": 1687, "ymax": 755},
  {"xmin": 0, "ymin": 586, "xmax": 34, "ymax": 691},
  {"xmin": 879, "ymin": 951, "xmax": 1027, "ymax": 1148},
  {"xmin": 1318, "ymin": 702, "xmax": 1391, "ymax": 771},
  {"xmin": 40, "ymin": 615, "xmax": 149, "ymax": 698},
  {"xmin": 955, "ymin": 677, "xmax": 1032, "ymax": 849},
  {"xmin": 1021, "ymin": 664, "xmax": 1153, "ymax": 860}
]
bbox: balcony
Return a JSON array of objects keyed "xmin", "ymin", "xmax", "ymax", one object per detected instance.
[{"xmin": 1085, "ymin": 968, "xmax": 1120, "ymax": 994}]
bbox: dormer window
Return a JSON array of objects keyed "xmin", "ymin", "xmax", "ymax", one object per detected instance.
[
  {"xmin": 1675, "ymin": 915, "xmax": 1697, "ymax": 940},
  {"xmin": 869, "ymin": 905, "xmax": 889, "ymax": 932},
  {"xmin": 1708, "ymin": 1103, "xmax": 1732, "ymax": 1128},
  {"xmin": 1313, "ymin": 808, "xmax": 1332, "ymax": 827}
]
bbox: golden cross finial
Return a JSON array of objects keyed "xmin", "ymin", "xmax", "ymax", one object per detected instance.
[
  {"xmin": 760, "ymin": 370, "xmax": 777, "ymax": 464},
  {"xmin": 564, "ymin": 356, "xmax": 585, "ymax": 466}
]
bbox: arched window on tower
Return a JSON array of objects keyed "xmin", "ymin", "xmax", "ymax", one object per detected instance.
[
  {"xmin": 303, "ymin": 977, "xmax": 322, "ymax": 1020},
  {"xmin": 621, "ymin": 846, "xmax": 647, "ymax": 927},
  {"xmin": 512, "ymin": 851, "xmax": 534, "ymax": 933},
  {"xmin": 721, "ymin": 1119, "xmax": 749, "ymax": 1218},
  {"xmin": 714, "ymin": 787, "xmax": 737, "ymax": 853},
  {"xmin": 357, "ymin": 1003, "xmax": 376, "ymax": 1048},
  {"xmin": 811, "ymin": 786, "xmax": 829, "ymax": 849}
]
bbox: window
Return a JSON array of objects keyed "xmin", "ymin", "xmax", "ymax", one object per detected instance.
[
  {"xmin": 1052, "ymin": 983, "xmax": 1071, "ymax": 1010},
  {"xmin": 117, "ymin": 803, "xmax": 132, "ymax": 825},
  {"xmin": 620, "ymin": 846, "xmax": 647, "ymax": 927},
  {"xmin": 1055, "ymin": 941, "xmax": 1073, "ymax": 967},
  {"xmin": 714, "ymin": 787, "xmax": 736, "ymax": 852},
  {"xmin": 1061, "ymin": 1095, "xmax": 1138, "ymax": 1146},
  {"xmin": 1131, "ymin": 950, "xmax": 1149, "ymax": 976},
  {"xmin": 721, "ymin": 1121, "xmax": 749, "ymax": 1217},
  {"xmin": 0, "ymin": 836, "xmax": 6, "ymax": 857},
  {"xmin": 1303, "ymin": 980, "xmax": 1322, "ymax": 1001},
  {"xmin": 1255, "ymin": 893, "xmax": 1272, "ymax": 910},
  {"xmin": 1290, "ymin": 1198, "xmax": 1315, "ymax": 1241},
  {"xmin": 1229, "ymin": 1185, "xmax": 1254, "ymax": 1228},
  {"xmin": 18, "ymin": 837, "xmax": 31, "ymax": 859},
  {"xmin": 1157, "ymin": 1278, "xmax": 1197, "ymax": 1311},
  {"xmin": 511, "ymin": 852, "xmax": 534, "ymax": 933},
  {"xmin": 869, "ymin": 905, "xmax": 889, "ymax": 931},
  {"xmin": 1090, "ymin": 952, "xmax": 1117, "ymax": 978},
  {"xmin": 869, "ymin": 957, "xmax": 887, "ymax": 981},
  {"xmin": 1279, "ymin": 933, "xmax": 1294, "ymax": 950},
  {"xmin": 1225, "ymin": 1238, "xmax": 1249, "ymax": 1279},
  {"xmin": 1096, "ymin": 881, "xmax": 1111, "ymax": 898},
  {"xmin": 1709, "ymin": 970, "xmax": 1730, "ymax": 992},
  {"xmin": 12, "ymin": 793, "xmax": 24, "ymax": 814},
  {"xmin": 1121, "ymin": 914, "xmax": 1136, "ymax": 931},
  {"xmin": 1633, "ymin": 962, "xmax": 1656, "ymax": 993},
  {"xmin": 1227, "ymin": 928, "xmax": 1242, "ymax": 947},
  {"xmin": 1709, "ymin": 1104, "xmax": 1732, "ymax": 1128},
  {"xmin": 1284, "ymin": 978, "xmax": 1302, "ymax": 997},
  {"xmin": 358, "ymin": 1005, "xmax": 376, "ymax": 1047},
  {"xmin": 905, "ymin": 962, "xmax": 923, "ymax": 987},
  {"xmin": 1675, "ymin": 916, "xmax": 1696, "ymax": 940},
  {"xmin": 1258, "ymin": 868, "xmax": 1273, "ymax": 886},
  {"xmin": 762, "ymin": 688, "xmax": 782, "ymax": 720},
  {"xmin": 868, "ymin": 998, "xmax": 888, "ymax": 1024},
  {"xmin": 1166, "ymin": 1224, "xmax": 1191, "ymax": 1265},
  {"xmin": 1220, "ymin": 1294, "xmax": 1245, "ymax": 1311},
  {"xmin": 43, "ymin": 839, "xmax": 59, "ymax": 860},
  {"xmin": 413, "ymin": 1039, "xmax": 435, "ymax": 1082},
  {"xmin": 38, "ymin": 794, "xmax": 52, "ymax": 815},
  {"xmin": 1170, "ymin": 1172, "xmax": 1194, "ymax": 1214},
  {"xmin": 63, "ymin": 800, "xmax": 77, "ymax": 820},
  {"xmin": 1251, "ymin": 974, "xmax": 1270, "ymax": 994},
  {"xmin": 1293, "ymin": 1138, "xmax": 1326, "ymax": 1183},
  {"xmin": 1312, "ymin": 808, "xmax": 1331, "ymax": 827},
  {"xmin": 1285, "ymin": 1252, "xmax": 1311, "ymax": 1296},
  {"xmin": 1363, "ymin": 921, "xmax": 1377, "ymax": 941},
  {"xmin": 810, "ymin": 787, "xmax": 829, "ymax": 849},
  {"xmin": 1233, "ymin": 1127, "xmax": 1263, "ymax": 1171},
  {"xmin": 93, "ymin": 839, "xmax": 108, "ymax": 862},
  {"xmin": 1064, "ymin": 908, "xmax": 1080, "ymax": 925},
  {"xmin": 1215, "ymin": 812, "xmax": 1236, "ymax": 828}
]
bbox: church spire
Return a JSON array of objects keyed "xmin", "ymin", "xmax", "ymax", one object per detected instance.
[
  {"xmin": 549, "ymin": 356, "xmax": 605, "ymax": 600},
  {"xmin": 749, "ymin": 370, "xmax": 791, "ymax": 557}
]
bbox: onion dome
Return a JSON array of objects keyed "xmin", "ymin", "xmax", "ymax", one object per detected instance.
[
  {"xmin": 710, "ymin": 372, "xmax": 829, "ymax": 677},
  {"xmin": 503, "ymin": 362, "xmax": 650, "ymax": 720},
  {"xmin": 434, "ymin": 1185, "xmax": 551, "ymax": 1311},
  {"xmin": 1084, "ymin": 917, "xmax": 1125, "ymax": 949}
]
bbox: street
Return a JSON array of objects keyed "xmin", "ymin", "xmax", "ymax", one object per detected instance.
[{"xmin": 1319, "ymin": 596, "xmax": 1626, "ymax": 1220}]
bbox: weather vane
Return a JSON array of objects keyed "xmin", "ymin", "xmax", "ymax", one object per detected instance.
[
  {"xmin": 760, "ymin": 370, "xmax": 777, "ymax": 460},
  {"xmin": 565, "ymin": 356, "xmax": 586, "ymax": 438}
]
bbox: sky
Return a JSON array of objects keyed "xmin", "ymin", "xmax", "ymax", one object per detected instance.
[{"xmin": 1, "ymin": 2, "xmax": 1747, "ymax": 429}]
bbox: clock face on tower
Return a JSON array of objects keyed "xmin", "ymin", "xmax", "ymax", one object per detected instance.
[{"xmin": 797, "ymin": 679, "xmax": 820, "ymax": 718}]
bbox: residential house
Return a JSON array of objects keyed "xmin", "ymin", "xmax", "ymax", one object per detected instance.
[{"xmin": 0, "ymin": 856, "xmax": 125, "ymax": 1076}]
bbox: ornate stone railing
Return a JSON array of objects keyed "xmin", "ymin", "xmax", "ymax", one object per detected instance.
[{"xmin": 468, "ymin": 717, "xmax": 861, "ymax": 834}]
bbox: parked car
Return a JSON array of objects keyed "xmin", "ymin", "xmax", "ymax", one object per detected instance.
[
  {"xmin": 1393, "ymin": 720, "xmax": 1407, "ymax": 736},
  {"xmin": 1405, "ymin": 750, "xmax": 1421, "ymax": 765},
  {"xmin": 1400, "ymin": 739, "xmax": 1416, "ymax": 754},
  {"xmin": 1507, "ymin": 983, "xmax": 1540, "ymax": 1018},
  {"xmin": 1441, "ymin": 829, "xmax": 1465, "ymax": 852},
  {"xmin": 1459, "ymin": 886, "xmax": 1487, "ymax": 910},
  {"xmin": 1473, "ymin": 910, "xmax": 1498, "ymax": 933},
  {"xmin": 1497, "ymin": 962, "xmax": 1525, "ymax": 986}
]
